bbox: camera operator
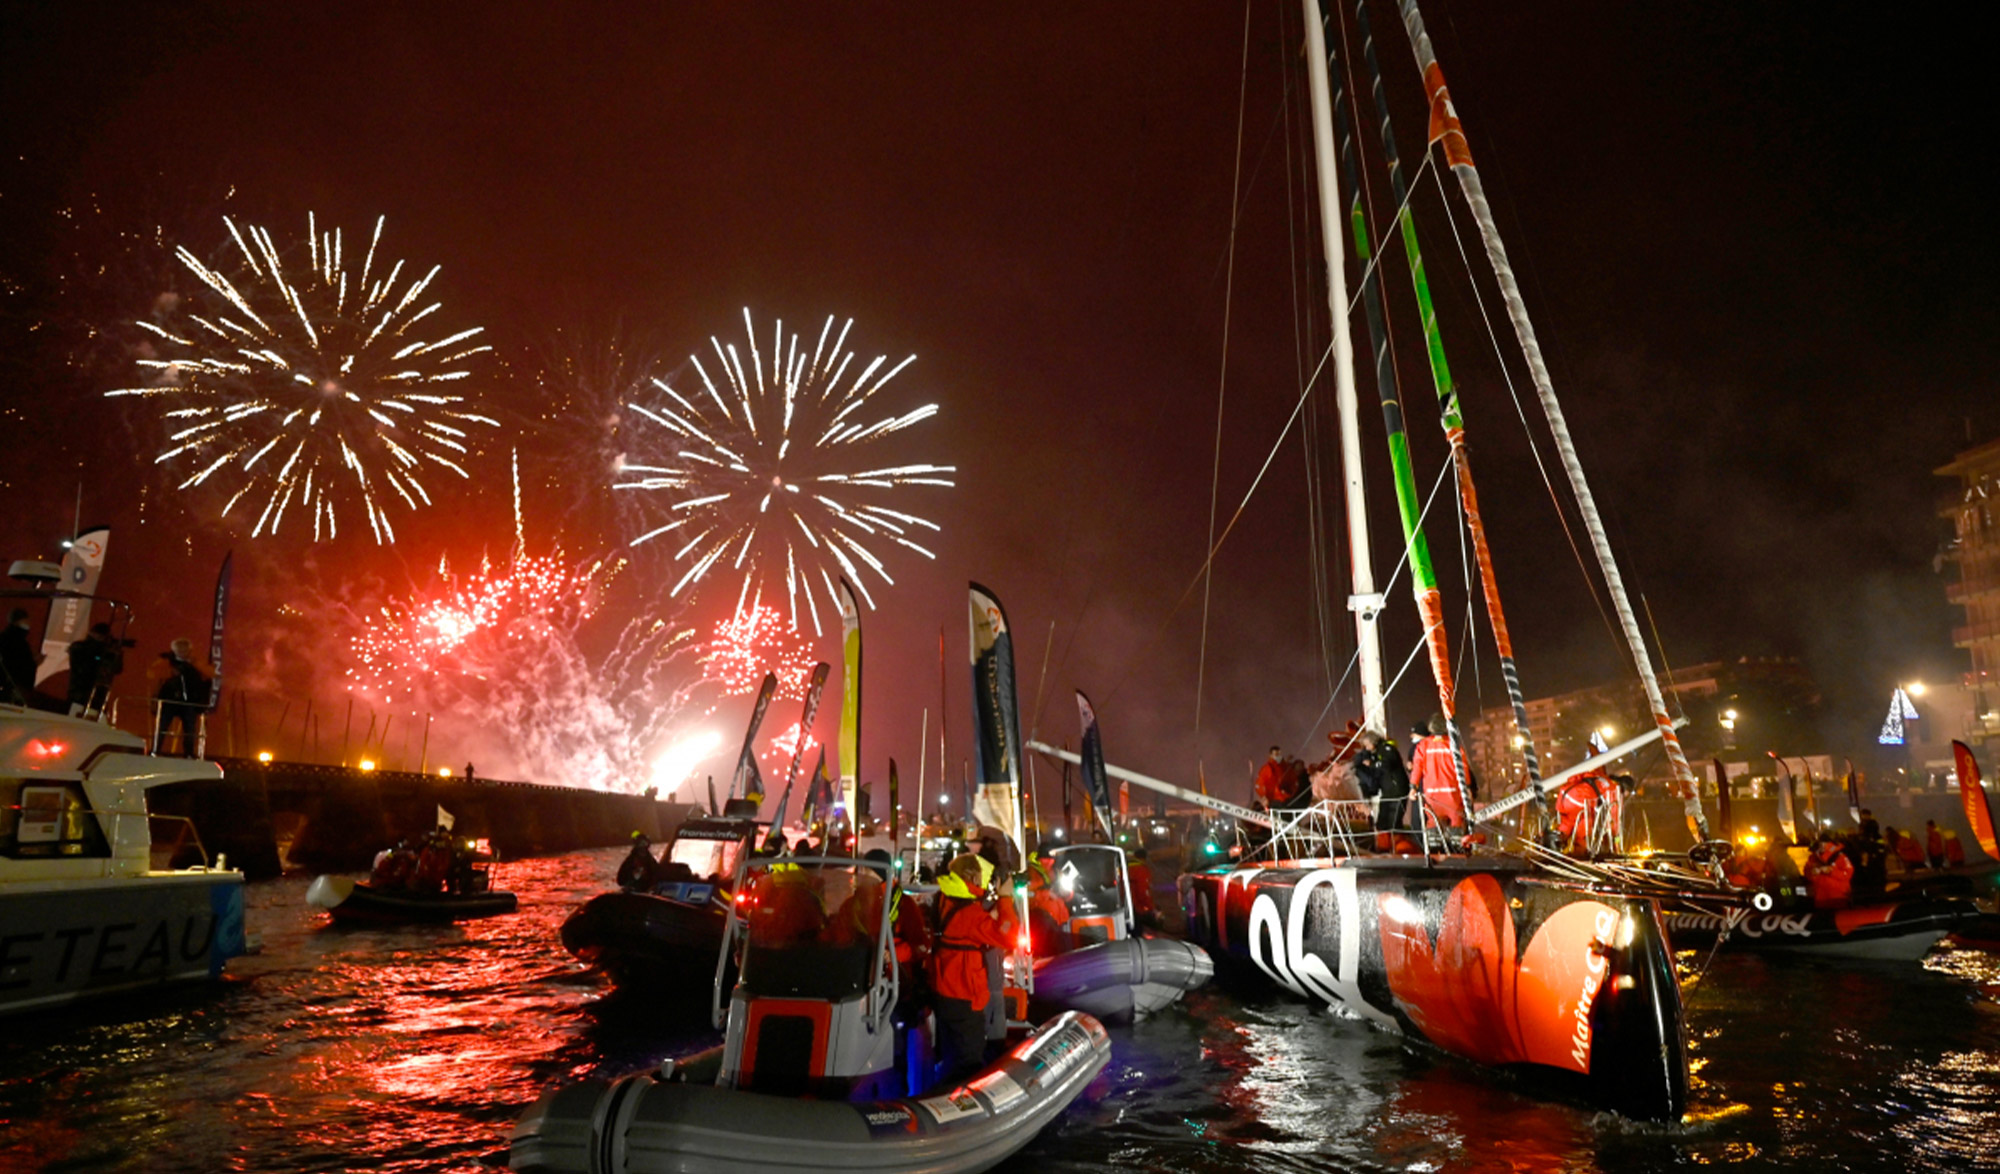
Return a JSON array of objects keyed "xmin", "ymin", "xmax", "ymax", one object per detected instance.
[{"xmin": 66, "ymin": 622, "xmax": 129, "ymax": 718}]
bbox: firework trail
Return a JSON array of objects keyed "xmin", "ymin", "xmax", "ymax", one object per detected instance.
[
  {"xmin": 617, "ymin": 310, "xmax": 954, "ymax": 634},
  {"xmin": 108, "ymin": 213, "xmax": 497, "ymax": 543}
]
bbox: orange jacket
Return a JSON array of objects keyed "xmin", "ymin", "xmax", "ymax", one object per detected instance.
[
  {"xmin": 1805, "ymin": 847, "xmax": 1853, "ymax": 908},
  {"xmin": 1127, "ymin": 862, "xmax": 1156, "ymax": 915},
  {"xmin": 931, "ymin": 898, "xmax": 1016, "ymax": 1009},
  {"xmin": 1410, "ymin": 736, "xmax": 1465, "ymax": 827}
]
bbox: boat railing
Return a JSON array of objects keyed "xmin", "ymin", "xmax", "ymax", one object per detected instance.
[
  {"xmin": 1241, "ymin": 797, "xmax": 1453, "ymax": 865},
  {"xmin": 104, "ymin": 695, "xmax": 211, "ymax": 758}
]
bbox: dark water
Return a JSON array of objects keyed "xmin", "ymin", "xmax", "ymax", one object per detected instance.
[{"xmin": 6, "ymin": 848, "xmax": 2000, "ymax": 1173}]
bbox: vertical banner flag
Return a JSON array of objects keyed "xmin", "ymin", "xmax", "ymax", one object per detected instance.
[
  {"xmin": 888, "ymin": 758, "xmax": 901, "ymax": 842},
  {"xmin": 1952, "ymin": 741, "xmax": 1998, "ymax": 860},
  {"xmin": 37, "ymin": 526, "xmax": 110, "ymax": 684},
  {"xmin": 1843, "ymin": 758, "xmax": 1863, "ymax": 827},
  {"xmin": 1076, "ymin": 691, "xmax": 1113, "ymax": 836},
  {"xmin": 207, "ymin": 551, "xmax": 233, "ymax": 707},
  {"xmin": 1769, "ymin": 753, "xmax": 1797, "ymax": 845},
  {"xmin": 837, "ymin": 578, "xmax": 863, "ymax": 818},
  {"xmin": 968, "ymin": 582, "xmax": 1024, "ymax": 852},
  {"xmin": 732, "ymin": 672, "xmax": 778, "ymax": 801}
]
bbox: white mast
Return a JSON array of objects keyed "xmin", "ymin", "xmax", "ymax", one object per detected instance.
[{"xmin": 1302, "ymin": 0, "xmax": 1386, "ymax": 732}]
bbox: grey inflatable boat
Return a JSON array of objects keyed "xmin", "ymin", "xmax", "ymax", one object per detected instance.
[{"xmin": 510, "ymin": 1010, "xmax": 1109, "ymax": 1174}]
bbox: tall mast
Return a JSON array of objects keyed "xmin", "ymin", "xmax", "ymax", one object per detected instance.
[
  {"xmin": 1324, "ymin": 12, "xmax": 1472, "ymax": 822},
  {"xmin": 1302, "ymin": 0, "xmax": 1386, "ymax": 733},
  {"xmin": 1350, "ymin": 0, "xmax": 1541, "ymax": 787},
  {"xmin": 1395, "ymin": 0, "xmax": 1709, "ymax": 840}
]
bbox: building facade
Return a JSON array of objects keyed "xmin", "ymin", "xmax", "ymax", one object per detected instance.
[
  {"xmin": 1465, "ymin": 657, "xmax": 1821, "ymax": 795},
  {"xmin": 1937, "ymin": 437, "xmax": 2000, "ymax": 749}
]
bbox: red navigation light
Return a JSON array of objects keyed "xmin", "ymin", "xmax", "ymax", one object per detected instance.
[{"xmin": 28, "ymin": 740, "xmax": 65, "ymax": 758}]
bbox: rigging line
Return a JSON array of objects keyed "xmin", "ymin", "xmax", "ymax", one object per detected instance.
[
  {"xmin": 1280, "ymin": 0, "xmax": 1333, "ymax": 697},
  {"xmin": 1161, "ymin": 149, "xmax": 1447, "ymax": 635},
  {"xmin": 1194, "ymin": 0, "xmax": 1257, "ymax": 749},
  {"xmin": 1297, "ymin": 456, "xmax": 1456, "ymax": 749},
  {"xmin": 1425, "ymin": 152, "xmax": 1619, "ymax": 648},
  {"xmin": 1640, "ymin": 593, "xmax": 1688, "ymax": 721}
]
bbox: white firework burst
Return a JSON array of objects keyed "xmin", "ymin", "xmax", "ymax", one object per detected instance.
[
  {"xmin": 107, "ymin": 213, "xmax": 497, "ymax": 543},
  {"xmin": 617, "ymin": 309, "xmax": 954, "ymax": 634}
]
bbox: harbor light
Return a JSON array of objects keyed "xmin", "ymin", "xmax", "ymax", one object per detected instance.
[
  {"xmin": 256, "ymin": 751, "xmax": 273, "ymax": 763},
  {"xmin": 1599, "ymin": 725, "xmax": 1617, "ymax": 741},
  {"xmin": 1908, "ymin": 681, "xmax": 1928, "ymax": 697},
  {"xmin": 358, "ymin": 759, "xmax": 377, "ymax": 772},
  {"xmin": 438, "ymin": 767, "xmax": 452, "ymax": 778}
]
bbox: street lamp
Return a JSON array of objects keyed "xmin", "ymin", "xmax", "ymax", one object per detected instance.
[{"xmin": 1907, "ymin": 681, "xmax": 1927, "ymax": 698}]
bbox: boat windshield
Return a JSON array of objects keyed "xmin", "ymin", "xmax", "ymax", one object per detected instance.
[
  {"xmin": 1051, "ymin": 845, "xmax": 1126, "ymax": 918},
  {"xmin": 737, "ymin": 861, "xmax": 886, "ymax": 1001},
  {"xmin": 668, "ymin": 834, "xmax": 745, "ymax": 884}
]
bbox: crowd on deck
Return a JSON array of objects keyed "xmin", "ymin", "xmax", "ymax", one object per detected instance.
[
  {"xmin": 618, "ymin": 815, "xmax": 1160, "ymax": 1083},
  {"xmin": 367, "ymin": 829, "xmax": 493, "ymax": 896}
]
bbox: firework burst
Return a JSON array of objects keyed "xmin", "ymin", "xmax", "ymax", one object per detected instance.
[
  {"xmin": 348, "ymin": 550, "xmax": 597, "ymax": 702},
  {"xmin": 702, "ymin": 602, "xmax": 816, "ymax": 701},
  {"xmin": 343, "ymin": 548, "xmax": 701, "ymax": 792},
  {"xmin": 108, "ymin": 213, "xmax": 497, "ymax": 543},
  {"xmin": 617, "ymin": 310, "xmax": 954, "ymax": 634}
]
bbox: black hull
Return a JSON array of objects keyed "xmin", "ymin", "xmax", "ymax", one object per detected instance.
[
  {"xmin": 560, "ymin": 891, "xmax": 728, "ymax": 992},
  {"xmin": 1180, "ymin": 855, "xmax": 1687, "ymax": 1122},
  {"xmin": 1663, "ymin": 898, "xmax": 1975, "ymax": 961},
  {"xmin": 309, "ymin": 876, "xmax": 517, "ymax": 923}
]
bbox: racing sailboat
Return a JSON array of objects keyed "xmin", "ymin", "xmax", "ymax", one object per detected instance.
[{"xmin": 1163, "ymin": 0, "xmax": 1744, "ymax": 1121}]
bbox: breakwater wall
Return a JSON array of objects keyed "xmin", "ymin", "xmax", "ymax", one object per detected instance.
[{"xmin": 147, "ymin": 757, "xmax": 696, "ymax": 880}]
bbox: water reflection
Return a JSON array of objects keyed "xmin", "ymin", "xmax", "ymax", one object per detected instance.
[{"xmin": 5, "ymin": 853, "xmax": 2000, "ymax": 1172}]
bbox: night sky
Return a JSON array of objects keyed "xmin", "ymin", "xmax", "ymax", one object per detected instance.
[{"xmin": 3, "ymin": 2, "xmax": 1995, "ymax": 803}]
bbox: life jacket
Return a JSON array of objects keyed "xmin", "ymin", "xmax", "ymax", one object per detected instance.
[
  {"xmin": 1805, "ymin": 847, "xmax": 1854, "ymax": 908},
  {"xmin": 1553, "ymin": 771, "xmax": 1614, "ymax": 851},
  {"xmin": 747, "ymin": 869, "xmax": 825, "ymax": 944},
  {"xmin": 930, "ymin": 896, "xmax": 1015, "ymax": 1009}
]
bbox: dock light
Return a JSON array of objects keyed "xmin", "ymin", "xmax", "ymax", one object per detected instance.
[
  {"xmin": 1908, "ymin": 681, "xmax": 1928, "ymax": 697},
  {"xmin": 1599, "ymin": 725, "xmax": 1617, "ymax": 741},
  {"xmin": 257, "ymin": 751, "xmax": 273, "ymax": 764},
  {"xmin": 359, "ymin": 759, "xmax": 377, "ymax": 772},
  {"xmin": 439, "ymin": 767, "xmax": 452, "ymax": 777}
]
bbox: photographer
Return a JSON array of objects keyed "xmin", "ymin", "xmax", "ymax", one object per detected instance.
[
  {"xmin": 148, "ymin": 637, "xmax": 210, "ymax": 756},
  {"xmin": 66, "ymin": 622, "xmax": 127, "ymax": 718}
]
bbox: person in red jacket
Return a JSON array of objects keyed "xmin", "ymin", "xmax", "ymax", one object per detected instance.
[
  {"xmin": 1804, "ymin": 839, "xmax": 1854, "ymax": 908},
  {"xmin": 1254, "ymin": 746, "xmax": 1289, "ymax": 808},
  {"xmin": 1125, "ymin": 850, "xmax": 1157, "ymax": 926},
  {"xmin": 929, "ymin": 854, "xmax": 1017, "ymax": 1081},
  {"xmin": 1409, "ymin": 715, "xmax": 1467, "ymax": 832},
  {"xmin": 1024, "ymin": 859, "xmax": 1072, "ymax": 957}
]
